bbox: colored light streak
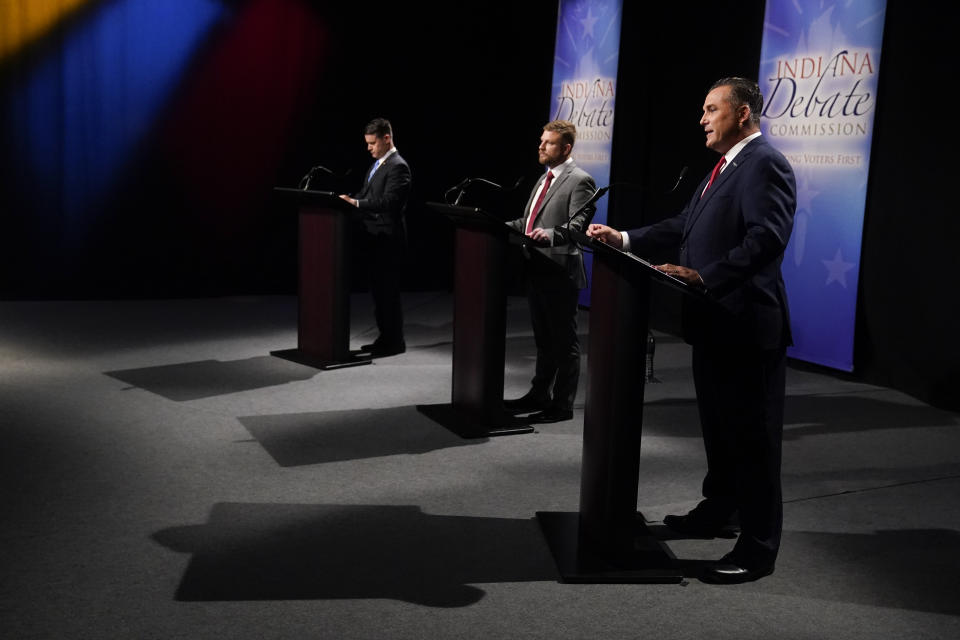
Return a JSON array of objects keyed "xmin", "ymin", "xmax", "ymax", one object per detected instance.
[
  {"xmin": 0, "ymin": 0, "xmax": 92, "ymax": 62},
  {"xmin": 2, "ymin": 0, "xmax": 225, "ymax": 242}
]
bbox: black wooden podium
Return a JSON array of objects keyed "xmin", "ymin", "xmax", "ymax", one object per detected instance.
[
  {"xmin": 417, "ymin": 203, "xmax": 541, "ymax": 439},
  {"xmin": 270, "ymin": 187, "xmax": 371, "ymax": 370},
  {"xmin": 535, "ymin": 228, "xmax": 712, "ymax": 583}
]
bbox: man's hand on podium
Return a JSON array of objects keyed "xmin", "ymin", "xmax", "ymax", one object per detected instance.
[
  {"xmin": 338, "ymin": 194, "xmax": 358, "ymax": 207},
  {"xmin": 586, "ymin": 223, "xmax": 623, "ymax": 249},
  {"xmin": 654, "ymin": 263, "xmax": 705, "ymax": 289},
  {"xmin": 527, "ymin": 228, "xmax": 552, "ymax": 246}
]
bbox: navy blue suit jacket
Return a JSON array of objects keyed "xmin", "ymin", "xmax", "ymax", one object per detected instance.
[
  {"xmin": 627, "ymin": 136, "xmax": 796, "ymax": 350},
  {"xmin": 355, "ymin": 151, "xmax": 411, "ymax": 235}
]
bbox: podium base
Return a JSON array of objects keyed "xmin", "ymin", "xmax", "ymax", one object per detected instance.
[
  {"xmin": 536, "ymin": 511, "xmax": 684, "ymax": 583},
  {"xmin": 270, "ymin": 348, "xmax": 372, "ymax": 370},
  {"xmin": 417, "ymin": 403, "xmax": 535, "ymax": 439}
]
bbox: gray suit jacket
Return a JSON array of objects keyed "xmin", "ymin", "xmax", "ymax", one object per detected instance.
[{"xmin": 506, "ymin": 160, "xmax": 596, "ymax": 288}]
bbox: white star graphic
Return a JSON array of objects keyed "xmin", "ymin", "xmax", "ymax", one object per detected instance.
[
  {"xmin": 822, "ymin": 248, "xmax": 856, "ymax": 288},
  {"xmin": 580, "ymin": 8, "xmax": 599, "ymax": 39}
]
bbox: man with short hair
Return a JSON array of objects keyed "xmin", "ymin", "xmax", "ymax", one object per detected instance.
[
  {"xmin": 340, "ymin": 117, "xmax": 411, "ymax": 357},
  {"xmin": 504, "ymin": 120, "xmax": 597, "ymax": 423},
  {"xmin": 588, "ymin": 77, "xmax": 796, "ymax": 583}
]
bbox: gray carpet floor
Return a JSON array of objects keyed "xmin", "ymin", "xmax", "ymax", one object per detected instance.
[{"xmin": 2, "ymin": 292, "xmax": 958, "ymax": 639}]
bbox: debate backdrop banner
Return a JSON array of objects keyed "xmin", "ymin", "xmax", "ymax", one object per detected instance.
[
  {"xmin": 549, "ymin": 0, "xmax": 623, "ymax": 306},
  {"xmin": 759, "ymin": 0, "xmax": 887, "ymax": 370}
]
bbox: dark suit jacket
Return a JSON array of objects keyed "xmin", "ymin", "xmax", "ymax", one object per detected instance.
[
  {"xmin": 355, "ymin": 151, "xmax": 411, "ymax": 235},
  {"xmin": 506, "ymin": 161, "xmax": 596, "ymax": 289},
  {"xmin": 627, "ymin": 136, "xmax": 796, "ymax": 349}
]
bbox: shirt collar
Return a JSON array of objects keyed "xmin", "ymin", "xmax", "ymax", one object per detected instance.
[
  {"xmin": 377, "ymin": 147, "xmax": 398, "ymax": 165},
  {"xmin": 547, "ymin": 156, "xmax": 574, "ymax": 178},
  {"xmin": 722, "ymin": 131, "xmax": 762, "ymax": 167}
]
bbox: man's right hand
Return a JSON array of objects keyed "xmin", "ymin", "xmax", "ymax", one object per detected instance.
[{"xmin": 586, "ymin": 223, "xmax": 623, "ymax": 249}]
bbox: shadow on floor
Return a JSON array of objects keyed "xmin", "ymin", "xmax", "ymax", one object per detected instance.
[
  {"xmin": 782, "ymin": 394, "xmax": 959, "ymax": 438},
  {"xmin": 237, "ymin": 405, "xmax": 485, "ymax": 466},
  {"xmin": 771, "ymin": 527, "xmax": 960, "ymax": 616},
  {"xmin": 104, "ymin": 356, "xmax": 317, "ymax": 401},
  {"xmin": 649, "ymin": 524, "xmax": 960, "ymax": 615},
  {"xmin": 639, "ymin": 393, "xmax": 958, "ymax": 440},
  {"xmin": 152, "ymin": 503, "xmax": 556, "ymax": 607}
]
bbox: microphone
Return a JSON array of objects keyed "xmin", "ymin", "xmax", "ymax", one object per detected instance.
[
  {"xmin": 444, "ymin": 176, "xmax": 522, "ymax": 205},
  {"xmin": 600, "ymin": 165, "xmax": 689, "ymax": 197},
  {"xmin": 465, "ymin": 177, "xmax": 504, "ymax": 190},
  {"xmin": 566, "ymin": 185, "xmax": 610, "ymax": 225},
  {"xmin": 444, "ymin": 177, "xmax": 472, "ymax": 204},
  {"xmin": 583, "ymin": 184, "xmax": 610, "ymax": 209},
  {"xmin": 299, "ymin": 165, "xmax": 335, "ymax": 190},
  {"xmin": 666, "ymin": 165, "xmax": 688, "ymax": 194},
  {"xmin": 552, "ymin": 185, "xmax": 610, "ymax": 246},
  {"xmin": 564, "ymin": 165, "xmax": 688, "ymax": 249}
]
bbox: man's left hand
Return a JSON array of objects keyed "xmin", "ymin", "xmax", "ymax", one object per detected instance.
[
  {"xmin": 655, "ymin": 263, "xmax": 704, "ymax": 288},
  {"xmin": 527, "ymin": 228, "xmax": 551, "ymax": 245}
]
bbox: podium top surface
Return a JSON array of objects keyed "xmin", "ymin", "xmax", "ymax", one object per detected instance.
[
  {"xmin": 568, "ymin": 228, "xmax": 714, "ymax": 301},
  {"xmin": 426, "ymin": 202, "xmax": 502, "ymax": 224},
  {"xmin": 426, "ymin": 202, "xmax": 549, "ymax": 248},
  {"xmin": 273, "ymin": 187, "xmax": 354, "ymax": 210}
]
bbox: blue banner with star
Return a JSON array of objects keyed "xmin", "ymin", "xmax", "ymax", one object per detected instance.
[
  {"xmin": 549, "ymin": 0, "xmax": 622, "ymax": 306},
  {"xmin": 759, "ymin": 0, "xmax": 887, "ymax": 371}
]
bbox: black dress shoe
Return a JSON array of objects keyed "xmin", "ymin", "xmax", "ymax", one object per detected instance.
[
  {"xmin": 503, "ymin": 393, "xmax": 551, "ymax": 413},
  {"xmin": 527, "ymin": 407, "xmax": 573, "ymax": 423},
  {"xmin": 360, "ymin": 342, "xmax": 377, "ymax": 351},
  {"xmin": 662, "ymin": 512, "xmax": 739, "ymax": 538},
  {"xmin": 700, "ymin": 555, "xmax": 774, "ymax": 584},
  {"xmin": 369, "ymin": 342, "xmax": 405, "ymax": 357}
]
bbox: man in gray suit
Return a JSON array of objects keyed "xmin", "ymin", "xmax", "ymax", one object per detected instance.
[{"xmin": 504, "ymin": 120, "xmax": 597, "ymax": 423}]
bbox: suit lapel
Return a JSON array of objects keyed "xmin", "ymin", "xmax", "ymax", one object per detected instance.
[
  {"xmin": 539, "ymin": 166, "xmax": 571, "ymax": 211},
  {"xmin": 528, "ymin": 163, "xmax": 573, "ymax": 227},
  {"xmin": 361, "ymin": 153, "xmax": 396, "ymax": 196},
  {"xmin": 522, "ymin": 177, "xmax": 540, "ymax": 217},
  {"xmin": 683, "ymin": 138, "xmax": 764, "ymax": 237}
]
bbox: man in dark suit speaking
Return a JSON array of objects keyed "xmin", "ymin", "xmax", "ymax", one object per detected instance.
[
  {"xmin": 505, "ymin": 120, "xmax": 596, "ymax": 424},
  {"xmin": 339, "ymin": 117, "xmax": 411, "ymax": 357},
  {"xmin": 588, "ymin": 78, "xmax": 796, "ymax": 583}
]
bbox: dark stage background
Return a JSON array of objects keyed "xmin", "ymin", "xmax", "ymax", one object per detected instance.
[{"xmin": 0, "ymin": 0, "xmax": 956, "ymax": 409}]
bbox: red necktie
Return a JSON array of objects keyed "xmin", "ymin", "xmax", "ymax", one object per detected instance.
[
  {"xmin": 701, "ymin": 156, "xmax": 726, "ymax": 198},
  {"xmin": 525, "ymin": 171, "xmax": 555, "ymax": 234}
]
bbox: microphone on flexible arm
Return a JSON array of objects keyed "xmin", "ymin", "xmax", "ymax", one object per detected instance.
[
  {"xmin": 598, "ymin": 165, "xmax": 689, "ymax": 200},
  {"xmin": 298, "ymin": 165, "xmax": 335, "ymax": 190},
  {"xmin": 558, "ymin": 165, "xmax": 689, "ymax": 240},
  {"xmin": 665, "ymin": 165, "xmax": 688, "ymax": 194},
  {"xmin": 551, "ymin": 184, "xmax": 610, "ymax": 246},
  {"xmin": 552, "ymin": 164, "xmax": 687, "ymax": 247},
  {"xmin": 443, "ymin": 177, "xmax": 472, "ymax": 204},
  {"xmin": 444, "ymin": 176, "xmax": 524, "ymax": 205}
]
